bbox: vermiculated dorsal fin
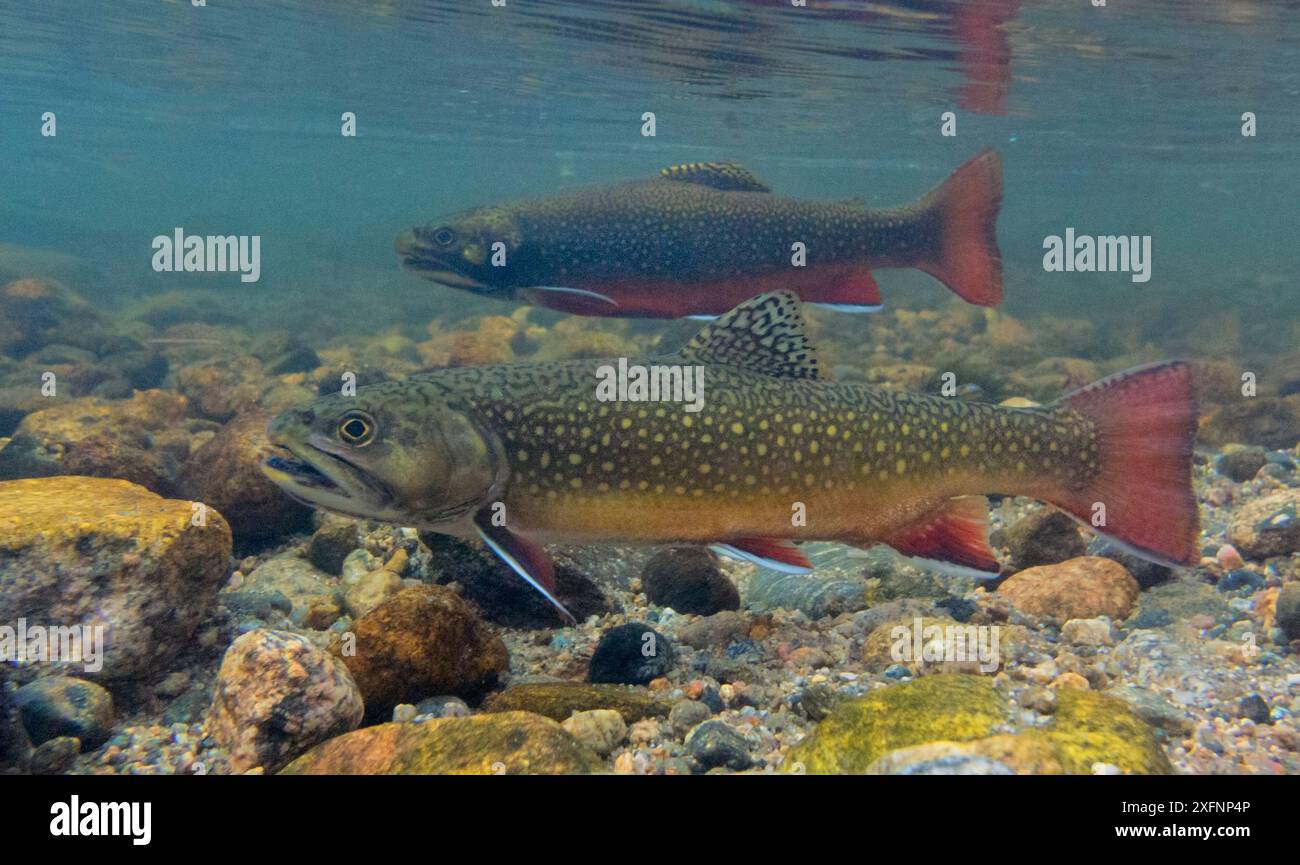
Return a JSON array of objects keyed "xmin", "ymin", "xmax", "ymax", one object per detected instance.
[
  {"xmin": 678, "ymin": 291, "xmax": 823, "ymax": 380},
  {"xmin": 659, "ymin": 162, "xmax": 771, "ymax": 193}
]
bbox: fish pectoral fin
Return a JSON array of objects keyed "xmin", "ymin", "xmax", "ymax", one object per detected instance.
[
  {"xmin": 523, "ymin": 286, "xmax": 621, "ymax": 316},
  {"xmin": 472, "ymin": 510, "xmax": 577, "ymax": 625},
  {"xmin": 879, "ymin": 495, "xmax": 1002, "ymax": 577},
  {"xmin": 711, "ymin": 538, "xmax": 812, "ymax": 574},
  {"xmin": 678, "ymin": 290, "xmax": 824, "ymax": 380},
  {"xmin": 658, "ymin": 161, "xmax": 771, "ymax": 193}
]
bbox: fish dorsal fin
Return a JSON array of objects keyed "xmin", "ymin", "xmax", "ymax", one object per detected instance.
[
  {"xmin": 678, "ymin": 290, "xmax": 823, "ymax": 380},
  {"xmin": 659, "ymin": 161, "xmax": 771, "ymax": 193}
]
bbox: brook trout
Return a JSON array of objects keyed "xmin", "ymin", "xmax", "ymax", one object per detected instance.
[
  {"xmin": 262, "ymin": 292, "xmax": 1198, "ymax": 622},
  {"xmin": 395, "ymin": 152, "xmax": 1003, "ymax": 318}
]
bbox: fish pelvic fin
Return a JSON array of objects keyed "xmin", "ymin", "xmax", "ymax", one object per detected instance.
[
  {"xmin": 712, "ymin": 538, "xmax": 812, "ymax": 573},
  {"xmin": 915, "ymin": 149, "xmax": 1004, "ymax": 306},
  {"xmin": 473, "ymin": 510, "xmax": 577, "ymax": 625},
  {"xmin": 1043, "ymin": 361, "xmax": 1200, "ymax": 567}
]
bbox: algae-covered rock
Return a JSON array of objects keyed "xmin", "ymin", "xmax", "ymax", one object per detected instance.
[
  {"xmin": 641, "ymin": 547, "xmax": 739, "ymax": 615},
  {"xmin": 0, "ymin": 476, "xmax": 232, "ymax": 679},
  {"xmin": 785, "ymin": 675, "xmax": 1006, "ymax": 774},
  {"xmin": 330, "ymin": 585, "xmax": 508, "ymax": 721},
  {"xmin": 788, "ymin": 675, "xmax": 1172, "ymax": 775},
  {"xmin": 0, "ymin": 390, "xmax": 210, "ymax": 495},
  {"xmin": 484, "ymin": 682, "xmax": 670, "ymax": 723},
  {"xmin": 1003, "ymin": 508, "xmax": 1087, "ymax": 571},
  {"xmin": 998, "ymin": 556, "xmax": 1139, "ymax": 623},
  {"xmin": 279, "ymin": 711, "xmax": 602, "ymax": 775},
  {"xmin": 207, "ymin": 629, "xmax": 364, "ymax": 774}
]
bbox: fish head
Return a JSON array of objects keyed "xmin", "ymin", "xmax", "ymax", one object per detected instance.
[
  {"xmin": 261, "ymin": 386, "xmax": 506, "ymax": 528},
  {"xmin": 395, "ymin": 206, "xmax": 522, "ymax": 297}
]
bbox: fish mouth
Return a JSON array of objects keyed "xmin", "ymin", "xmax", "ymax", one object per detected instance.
[
  {"xmin": 394, "ymin": 230, "xmax": 490, "ymax": 290},
  {"xmin": 261, "ymin": 440, "xmax": 395, "ymax": 519}
]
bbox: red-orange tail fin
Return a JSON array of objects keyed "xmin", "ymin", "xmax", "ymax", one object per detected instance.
[
  {"xmin": 1045, "ymin": 361, "xmax": 1200, "ymax": 567},
  {"xmin": 916, "ymin": 149, "xmax": 1004, "ymax": 306}
]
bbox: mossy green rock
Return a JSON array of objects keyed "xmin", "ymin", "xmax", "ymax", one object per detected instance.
[
  {"xmin": 1043, "ymin": 688, "xmax": 1173, "ymax": 775},
  {"xmin": 787, "ymin": 675, "xmax": 1172, "ymax": 775},
  {"xmin": 279, "ymin": 711, "xmax": 602, "ymax": 775},
  {"xmin": 484, "ymin": 682, "xmax": 669, "ymax": 723},
  {"xmin": 786, "ymin": 675, "xmax": 1005, "ymax": 774}
]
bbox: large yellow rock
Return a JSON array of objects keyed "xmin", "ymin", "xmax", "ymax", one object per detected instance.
[
  {"xmin": 787, "ymin": 675, "xmax": 1172, "ymax": 775},
  {"xmin": 0, "ymin": 476, "xmax": 231, "ymax": 680},
  {"xmin": 279, "ymin": 712, "xmax": 602, "ymax": 775}
]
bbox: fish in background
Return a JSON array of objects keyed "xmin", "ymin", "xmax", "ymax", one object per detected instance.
[
  {"xmin": 261, "ymin": 291, "xmax": 1199, "ymax": 623},
  {"xmin": 396, "ymin": 152, "xmax": 1003, "ymax": 318}
]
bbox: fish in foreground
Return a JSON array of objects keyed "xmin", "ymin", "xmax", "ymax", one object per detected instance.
[
  {"xmin": 395, "ymin": 152, "xmax": 1003, "ymax": 318},
  {"xmin": 262, "ymin": 291, "xmax": 1198, "ymax": 623}
]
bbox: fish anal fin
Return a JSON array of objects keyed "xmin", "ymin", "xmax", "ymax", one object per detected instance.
[
  {"xmin": 799, "ymin": 268, "xmax": 882, "ymax": 310},
  {"xmin": 881, "ymin": 495, "xmax": 1001, "ymax": 575},
  {"xmin": 659, "ymin": 161, "xmax": 771, "ymax": 193},
  {"xmin": 473, "ymin": 509, "xmax": 576, "ymax": 624},
  {"xmin": 678, "ymin": 290, "xmax": 823, "ymax": 380},
  {"xmin": 712, "ymin": 537, "xmax": 811, "ymax": 573}
]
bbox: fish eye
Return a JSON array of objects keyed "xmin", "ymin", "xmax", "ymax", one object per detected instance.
[
  {"xmin": 337, "ymin": 411, "xmax": 376, "ymax": 446},
  {"xmin": 431, "ymin": 227, "xmax": 456, "ymax": 247}
]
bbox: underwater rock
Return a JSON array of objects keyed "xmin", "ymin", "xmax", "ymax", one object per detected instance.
[
  {"xmin": 240, "ymin": 556, "xmax": 338, "ymax": 620},
  {"xmin": 29, "ymin": 736, "xmax": 81, "ymax": 775},
  {"xmin": 786, "ymin": 674, "xmax": 1170, "ymax": 775},
  {"xmin": 641, "ymin": 547, "xmax": 739, "ymax": 615},
  {"xmin": 588, "ymin": 622, "xmax": 674, "ymax": 685},
  {"xmin": 675, "ymin": 610, "xmax": 751, "ymax": 650},
  {"xmin": 280, "ymin": 711, "xmax": 602, "ymax": 775},
  {"xmin": 14, "ymin": 676, "xmax": 114, "ymax": 751},
  {"xmin": 1215, "ymin": 445, "xmax": 1269, "ymax": 482},
  {"xmin": 330, "ymin": 585, "xmax": 508, "ymax": 722},
  {"xmin": 1005, "ymin": 356, "xmax": 1101, "ymax": 401},
  {"xmin": 420, "ymin": 532, "xmax": 608, "ymax": 628},
  {"xmin": 1276, "ymin": 584, "xmax": 1300, "ymax": 641},
  {"xmin": 206, "ymin": 629, "xmax": 364, "ymax": 774},
  {"xmin": 122, "ymin": 289, "xmax": 244, "ymax": 328},
  {"xmin": 484, "ymin": 682, "xmax": 670, "ymax": 723},
  {"xmin": 561, "ymin": 709, "xmax": 627, "ymax": 756},
  {"xmin": 998, "ymin": 556, "xmax": 1139, "ymax": 623},
  {"xmin": 1127, "ymin": 578, "xmax": 1239, "ymax": 631},
  {"xmin": 745, "ymin": 569, "xmax": 869, "ymax": 619},
  {"xmin": 685, "ymin": 719, "xmax": 754, "ymax": 771},
  {"xmin": 0, "ymin": 390, "xmax": 206, "ymax": 495},
  {"xmin": 1086, "ymin": 537, "xmax": 1172, "ymax": 589},
  {"xmin": 175, "ymin": 356, "xmax": 269, "ymax": 422},
  {"xmin": 249, "ymin": 331, "xmax": 321, "ymax": 375},
  {"xmin": 307, "ymin": 519, "xmax": 360, "ymax": 575},
  {"xmin": 1200, "ymin": 396, "xmax": 1300, "ymax": 450},
  {"xmin": 1228, "ymin": 489, "xmax": 1300, "ymax": 559},
  {"xmin": 668, "ymin": 699, "xmax": 713, "ymax": 735},
  {"xmin": 1060, "ymin": 617, "xmax": 1117, "ymax": 647},
  {"xmin": 0, "ymin": 278, "xmax": 109, "ymax": 357},
  {"xmin": 179, "ymin": 410, "xmax": 313, "ymax": 542},
  {"xmin": 1003, "ymin": 508, "xmax": 1087, "ymax": 571},
  {"xmin": 866, "ymin": 743, "xmax": 1015, "ymax": 776},
  {"xmin": 342, "ymin": 568, "xmax": 404, "ymax": 619},
  {"xmin": 0, "ymin": 666, "xmax": 32, "ymax": 774},
  {"xmin": 0, "ymin": 476, "xmax": 231, "ymax": 680}
]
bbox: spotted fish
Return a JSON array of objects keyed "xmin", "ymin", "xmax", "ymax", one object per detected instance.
[
  {"xmin": 395, "ymin": 152, "xmax": 1003, "ymax": 318},
  {"xmin": 261, "ymin": 291, "xmax": 1198, "ymax": 622}
]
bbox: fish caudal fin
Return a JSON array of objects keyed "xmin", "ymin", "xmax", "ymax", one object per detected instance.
[
  {"xmin": 1045, "ymin": 361, "xmax": 1200, "ymax": 567},
  {"xmin": 916, "ymin": 149, "xmax": 1003, "ymax": 306}
]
